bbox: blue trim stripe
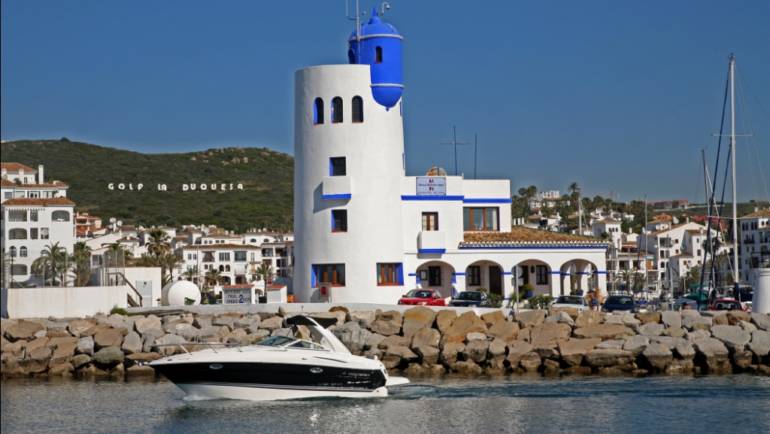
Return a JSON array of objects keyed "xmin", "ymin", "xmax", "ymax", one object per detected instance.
[
  {"xmin": 459, "ymin": 245, "xmax": 607, "ymax": 250},
  {"xmin": 418, "ymin": 248, "xmax": 446, "ymax": 254},
  {"xmin": 408, "ymin": 272, "xmax": 417, "ymax": 277},
  {"xmin": 463, "ymin": 198, "xmax": 512, "ymax": 204},
  {"xmin": 401, "ymin": 195, "xmax": 464, "ymax": 201},
  {"xmin": 551, "ymin": 270, "xmax": 608, "ymax": 275},
  {"xmin": 454, "ymin": 272, "xmax": 466, "ymax": 276},
  {"xmin": 322, "ymin": 194, "xmax": 352, "ymax": 200},
  {"xmin": 502, "ymin": 271, "xmax": 513, "ymax": 275}
]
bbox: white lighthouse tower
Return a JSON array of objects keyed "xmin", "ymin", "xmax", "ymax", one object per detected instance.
[{"xmin": 293, "ymin": 9, "xmax": 407, "ymax": 302}]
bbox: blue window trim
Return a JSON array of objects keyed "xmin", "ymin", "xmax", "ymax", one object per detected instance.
[
  {"xmin": 331, "ymin": 209, "xmax": 347, "ymax": 232},
  {"xmin": 310, "ymin": 265, "xmax": 318, "ymax": 287},
  {"xmin": 401, "ymin": 195, "xmax": 464, "ymax": 201},
  {"xmin": 463, "ymin": 198, "xmax": 512, "ymax": 204},
  {"xmin": 376, "ymin": 262, "xmax": 404, "ymax": 285},
  {"xmin": 417, "ymin": 248, "xmax": 446, "ymax": 254},
  {"xmin": 322, "ymin": 194, "xmax": 352, "ymax": 200}
]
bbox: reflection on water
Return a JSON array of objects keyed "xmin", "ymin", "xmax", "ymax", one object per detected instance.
[{"xmin": 2, "ymin": 376, "xmax": 770, "ymax": 434}]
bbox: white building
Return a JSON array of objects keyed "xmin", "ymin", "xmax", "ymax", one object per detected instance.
[
  {"xmin": 740, "ymin": 208, "xmax": 770, "ymax": 282},
  {"xmin": 292, "ymin": 12, "xmax": 609, "ymax": 304},
  {"xmin": 592, "ymin": 218, "xmax": 622, "ymax": 250},
  {"xmin": 2, "ymin": 163, "xmax": 75, "ymax": 286}
]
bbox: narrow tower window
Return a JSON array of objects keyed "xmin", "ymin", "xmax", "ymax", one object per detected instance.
[
  {"xmin": 330, "ymin": 157, "xmax": 346, "ymax": 176},
  {"xmin": 352, "ymin": 96, "xmax": 364, "ymax": 123},
  {"xmin": 331, "ymin": 97, "xmax": 343, "ymax": 123},
  {"xmin": 375, "ymin": 46, "xmax": 383, "ymax": 63},
  {"xmin": 313, "ymin": 98, "xmax": 324, "ymax": 124}
]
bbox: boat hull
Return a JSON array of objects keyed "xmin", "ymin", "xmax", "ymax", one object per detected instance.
[{"xmin": 177, "ymin": 382, "xmax": 389, "ymax": 401}]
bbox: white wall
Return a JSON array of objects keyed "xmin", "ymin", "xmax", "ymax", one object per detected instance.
[{"xmin": 5, "ymin": 285, "xmax": 130, "ymax": 319}]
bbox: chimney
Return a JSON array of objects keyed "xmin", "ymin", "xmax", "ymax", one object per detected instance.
[{"xmin": 38, "ymin": 165, "xmax": 44, "ymax": 184}]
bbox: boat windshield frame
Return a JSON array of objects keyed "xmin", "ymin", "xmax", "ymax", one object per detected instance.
[{"xmin": 256, "ymin": 335, "xmax": 330, "ymax": 351}]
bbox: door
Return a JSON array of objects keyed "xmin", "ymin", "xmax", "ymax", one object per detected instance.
[
  {"xmin": 489, "ymin": 266, "xmax": 502, "ymax": 296},
  {"xmin": 428, "ymin": 266, "xmax": 442, "ymax": 286}
]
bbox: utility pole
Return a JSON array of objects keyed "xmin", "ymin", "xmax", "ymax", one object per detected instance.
[{"xmin": 440, "ymin": 125, "xmax": 470, "ymax": 176}]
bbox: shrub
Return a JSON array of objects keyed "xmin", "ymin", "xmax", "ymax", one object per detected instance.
[
  {"xmin": 527, "ymin": 295, "xmax": 553, "ymax": 310},
  {"xmin": 110, "ymin": 306, "xmax": 128, "ymax": 315}
]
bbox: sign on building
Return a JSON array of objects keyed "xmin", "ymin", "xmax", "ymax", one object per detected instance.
[
  {"xmin": 416, "ymin": 176, "xmax": 446, "ymax": 196},
  {"xmin": 222, "ymin": 287, "xmax": 253, "ymax": 305}
]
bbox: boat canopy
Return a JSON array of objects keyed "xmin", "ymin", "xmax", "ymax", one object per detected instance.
[{"xmin": 286, "ymin": 315, "xmax": 338, "ymax": 329}]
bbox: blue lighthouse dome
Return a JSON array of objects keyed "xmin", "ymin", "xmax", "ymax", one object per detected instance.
[{"xmin": 348, "ymin": 9, "xmax": 403, "ymax": 109}]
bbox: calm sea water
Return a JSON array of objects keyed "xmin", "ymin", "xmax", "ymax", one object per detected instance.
[{"xmin": 2, "ymin": 376, "xmax": 770, "ymax": 434}]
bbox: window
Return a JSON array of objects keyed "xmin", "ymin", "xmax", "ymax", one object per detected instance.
[
  {"xmin": 8, "ymin": 210, "xmax": 26, "ymax": 222},
  {"xmin": 11, "ymin": 264, "xmax": 27, "ymax": 276},
  {"xmin": 331, "ymin": 97, "xmax": 343, "ymax": 123},
  {"xmin": 19, "ymin": 246, "xmax": 27, "ymax": 257},
  {"xmin": 9, "ymin": 228, "xmax": 27, "ymax": 240},
  {"xmin": 234, "ymin": 251, "xmax": 247, "ymax": 262},
  {"xmin": 330, "ymin": 157, "xmax": 346, "ymax": 176},
  {"xmin": 536, "ymin": 265, "xmax": 549, "ymax": 285},
  {"xmin": 463, "ymin": 207, "xmax": 499, "ymax": 231},
  {"xmin": 312, "ymin": 263, "xmax": 346, "ymax": 286},
  {"xmin": 332, "ymin": 209, "xmax": 348, "ymax": 232},
  {"xmin": 30, "ymin": 210, "xmax": 39, "ymax": 222},
  {"xmin": 52, "ymin": 210, "xmax": 70, "ymax": 222},
  {"xmin": 352, "ymin": 96, "xmax": 363, "ymax": 123},
  {"xmin": 467, "ymin": 266, "xmax": 481, "ymax": 286},
  {"xmin": 40, "ymin": 228, "xmax": 49, "ymax": 239},
  {"xmin": 30, "ymin": 228, "xmax": 38, "ymax": 239},
  {"xmin": 218, "ymin": 252, "xmax": 231, "ymax": 261},
  {"xmin": 9, "ymin": 246, "xmax": 16, "ymax": 257},
  {"xmin": 262, "ymin": 248, "xmax": 273, "ymax": 257},
  {"xmin": 202, "ymin": 252, "xmax": 215, "ymax": 262},
  {"xmin": 375, "ymin": 46, "xmax": 383, "ymax": 63},
  {"xmin": 422, "ymin": 212, "xmax": 439, "ymax": 231},
  {"xmin": 377, "ymin": 263, "xmax": 403, "ymax": 286},
  {"xmin": 313, "ymin": 98, "xmax": 324, "ymax": 124}
]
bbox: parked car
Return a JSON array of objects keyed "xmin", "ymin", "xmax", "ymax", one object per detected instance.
[
  {"xmin": 673, "ymin": 297, "xmax": 699, "ymax": 311},
  {"xmin": 708, "ymin": 297, "xmax": 748, "ymax": 312},
  {"xmin": 398, "ymin": 289, "xmax": 446, "ymax": 306},
  {"xmin": 551, "ymin": 295, "xmax": 587, "ymax": 311},
  {"xmin": 602, "ymin": 295, "xmax": 636, "ymax": 313},
  {"xmin": 449, "ymin": 290, "xmax": 491, "ymax": 307}
]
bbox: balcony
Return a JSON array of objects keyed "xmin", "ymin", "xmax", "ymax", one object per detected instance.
[
  {"xmin": 322, "ymin": 176, "xmax": 352, "ymax": 200},
  {"xmin": 418, "ymin": 230, "xmax": 446, "ymax": 254}
]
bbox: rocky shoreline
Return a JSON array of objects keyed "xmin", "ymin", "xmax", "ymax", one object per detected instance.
[{"xmin": 2, "ymin": 307, "xmax": 770, "ymax": 380}]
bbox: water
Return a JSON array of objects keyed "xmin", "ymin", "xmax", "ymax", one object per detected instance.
[{"xmin": 2, "ymin": 376, "xmax": 770, "ymax": 434}]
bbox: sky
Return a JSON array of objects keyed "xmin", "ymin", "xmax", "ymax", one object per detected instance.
[{"xmin": 2, "ymin": 0, "xmax": 769, "ymax": 202}]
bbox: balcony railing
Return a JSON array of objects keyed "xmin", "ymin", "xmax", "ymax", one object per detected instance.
[
  {"xmin": 418, "ymin": 230, "xmax": 445, "ymax": 254},
  {"xmin": 321, "ymin": 176, "xmax": 352, "ymax": 200}
]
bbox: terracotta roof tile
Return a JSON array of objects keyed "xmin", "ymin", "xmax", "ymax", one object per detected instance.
[
  {"xmin": 1, "ymin": 179, "xmax": 68, "ymax": 188},
  {"xmin": 1, "ymin": 162, "xmax": 36, "ymax": 173},
  {"xmin": 183, "ymin": 243, "xmax": 261, "ymax": 250},
  {"xmin": 742, "ymin": 209, "xmax": 770, "ymax": 219},
  {"xmin": 461, "ymin": 227, "xmax": 607, "ymax": 248},
  {"xmin": 2, "ymin": 197, "xmax": 75, "ymax": 206}
]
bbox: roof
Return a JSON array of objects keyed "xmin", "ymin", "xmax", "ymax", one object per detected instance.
[
  {"xmin": 0, "ymin": 179, "xmax": 68, "ymax": 188},
  {"xmin": 597, "ymin": 218, "xmax": 620, "ymax": 224},
  {"xmin": 652, "ymin": 214, "xmax": 673, "ymax": 222},
  {"xmin": 742, "ymin": 209, "xmax": 770, "ymax": 219},
  {"xmin": 460, "ymin": 227, "xmax": 608, "ymax": 248},
  {"xmin": 1, "ymin": 162, "xmax": 35, "ymax": 173},
  {"xmin": 223, "ymin": 284, "xmax": 253, "ymax": 289},
  {"xmin": 1, "ymin": 197, "xmax": 75, "ymax": 206},
  {"xmin": 267, "ymin": 283, "xmax": 287, "ymax": 291},
  {"xmin": 183, "ymin": 243, "xmax": 261, "ymax": 251}
]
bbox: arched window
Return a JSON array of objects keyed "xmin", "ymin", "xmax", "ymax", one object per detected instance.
[
  {"xmin": 352, "ymin": 96, "xmax": 364, "ymax": 123},
  {"xmin": 331, "ymin": 97, "xmax": 343, "ymax": 123},
  {"xmin": 313, "ymin": 98, "xmax": 324, "ymax": 125},
  {"xmin": 375, "ymin": 46, "xmax": 383, "ymax": 63},
  {"xmin": 9, "ymin": 228, "xmax": 27, "ymax": 240},
  {"xmin": 19, "ymin": 246, "xmax": 27, "ymax": 257},
  {"xmin": 11, "ymin": 264, "xmax": 27, "ymax": 276},
  {"xmin": 9, "ymin": 246, "xmax": 16, "ymax": 257},
  {"xmin": 52, "ymin": 210, "xmax": 70, "ymax": 222}
]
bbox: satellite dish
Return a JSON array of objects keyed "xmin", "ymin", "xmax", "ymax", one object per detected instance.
[
  {"xmin": 109, "ymin": 217, "xmax": 116, "ymax": 223},
  {"xmin": 117, "ymin": 220, "xmax": 123, "ymax": 226}
]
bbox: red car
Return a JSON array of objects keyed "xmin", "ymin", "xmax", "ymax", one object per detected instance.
[
  {"xmin": 397, "ymin": 289, "xmax": 446, "ymax": 306},
  {"xmin": 708, "ymin": 297, "xmax": 748, "ymax": 312}
]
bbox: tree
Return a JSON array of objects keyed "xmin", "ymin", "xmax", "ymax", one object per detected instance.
[
  {"xmin": 183, "ymin": 265, "xmax": 199, "ymax": 282},
  {"xmin": 106, "ymin": 242, "xmax": 131, "ymax": 268},
  {"xmin": 205, "ymin": 269, "xmax": 222, "ymax": 288},
  {"xmin": 147, "ymin": 229, "xmax": 171, "ymax": 258},
  {"xmin": 32, "ymin": 242, "xmax": 68, "ymax": 286},
  {"xmin": 256, "ymin": 262, "xmax": 274, "ymax": 285},
  {"xmin": 160, "ymin": 253, "xmax": 182, "ymax": 286},
  {"xmin": 71, "ymin": 242, "xmax": 92, "ymax": 286}
]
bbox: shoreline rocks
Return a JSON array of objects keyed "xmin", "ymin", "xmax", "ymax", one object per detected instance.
[{"xmin": 2, "ymin": 308, "xmax": 770, "ymax": 381}]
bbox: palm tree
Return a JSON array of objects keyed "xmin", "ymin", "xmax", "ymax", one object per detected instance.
[
  {"xmin": 160, "ymin": 253, "xmax": 182, "ymax": 286},
  {"xmin": 32, "ymin": 242, "xmax": 67, "ymax": 286},
  {"xmin": 147, "ymin": 229, "xmax": 171, "ymax": 258},
  {"xmin": 205, "ymin": 269, "xmax": 222, "ymax": 289},
  {"xmin": 106, "ymin": 241, "xmax": 131, "ymax": 268},
  {"xmin": 256, "ymin": 262, "xmax": 274, "ymax": 285},
  {"xmin": 71, "ymin": 242, "xmax": 92, "ymax": 286},
  {"xmin": 183, "ymin": 265, "xmax": 199, "ymax": 282}
]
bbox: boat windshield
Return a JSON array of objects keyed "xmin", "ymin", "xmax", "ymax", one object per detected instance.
[{"xmin": 257, "ymin": 336, "xmax": 295, "ymax": 347}]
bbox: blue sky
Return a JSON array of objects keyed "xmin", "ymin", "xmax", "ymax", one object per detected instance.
[{"xmin": 2, "ymin": 1, "xmax": 769, "ymax": 202}]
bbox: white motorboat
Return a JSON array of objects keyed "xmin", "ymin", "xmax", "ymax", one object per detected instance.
[{"xmin": 149, "ymin": 315, "xmax": 409, "ymax": 401}]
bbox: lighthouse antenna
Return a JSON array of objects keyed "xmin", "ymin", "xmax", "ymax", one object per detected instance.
[{"xmin": 345, "ymin": 0, "xmax": 364, "ymax": 63}]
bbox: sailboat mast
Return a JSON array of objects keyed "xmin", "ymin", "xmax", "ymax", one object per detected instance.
[{"xmin": 729, "ymin": 54, "xmax": 739, "ymax": 284}]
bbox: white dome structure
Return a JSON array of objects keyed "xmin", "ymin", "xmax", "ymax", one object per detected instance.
[{"xmin": 161, "ymin": 280, "xmax": 201, "ymax": 306}]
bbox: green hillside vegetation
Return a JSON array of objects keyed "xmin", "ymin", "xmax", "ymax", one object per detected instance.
[{"xmin": 1, "ymin": 139, "xmax": 293, "ymax": 231}]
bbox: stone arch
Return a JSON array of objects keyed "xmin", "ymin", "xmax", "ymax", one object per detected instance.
[
  {"xmin": 513, "ymin": 259, "xmax": 553, "ymax": 297},
  {"xmin": 415, "ymin": 260, "xmax": 456, "ymax": 298},
  {"xmin": 559, "ymin": 259, "xmax": 600, "ymax": 296},
  {"xmin": 464, "ymin": 259, "xmax": 504, "ymax": 296}
]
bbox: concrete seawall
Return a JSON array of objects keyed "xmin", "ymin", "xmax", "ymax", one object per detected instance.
[{"xmin": 2, "ymin": 307, "xmax": 769, "ymax": 380}]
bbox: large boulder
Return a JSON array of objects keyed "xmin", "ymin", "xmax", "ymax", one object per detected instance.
[
  {"xmin": 692, "ymin": 337, "xmax": 730, "ymax": 373},
  {"xmin": 332, "ymin": 322, "xmax": 371, "ymax": 354},
  {"xmin": 5, "ymin": 319, "xmax": 44, "ymax": 341},
  {"xmin": 413, "ymin": 345, "xmax": 439, "ymax": 365},
  {"xmin": 506, "ymin": 341, "xmax": 534, "ymax": 366},
  {"xmin": 94, "ymin": 329, "xmax": 124, "ymax": 349},
  {"xmin": 575, "ymin": 310, "xmax": 603, "ymax": 328},
  {"xmin": 402, "ymin": 307, "xmax": 436, "ymax": 338},
  {"xmin": 134, "ymin": 316, "xmax": 163, "ymax": 335},
  {"xmin": 726, "ymin": 311, "xmax": 751, "ymax": 325},
  {"xmin": 25, "ymin": 336, "xmax": 50, "ymax": 353},
  {"xmin": 639, "ymin": 323, "xmax": 665, "ymax": 337},
  {"xmin": 381, "ymin": 346, "xmax": 417, "ymax": 369},
  {"xmin": 20, "ymin": 347, "xmax": 52, "ymax": 374},
  {"xmin": 411, "ymin": 327, "xmax": 440, "ymax": 349},
  {"xmin": 636, "ymin": 312, "xmax": 661, "ymax": 324},
  {"xmin": 481, "ymin": 310, "xmax": 506, "ymax": 328},
  {"xmin": 71, "ymin": 354, "xmax": 92, "ymax": 369},
  {"xmin": 574, "ymin": 324, "xmax": 635, "ymax": 340},
  {"xmin": 558, "ymin": 338, "xmax": 601, "ymax": 366},
  {"xmin": 584, "ymin": 349, "xmax": 635, "ymax": 367},
  {"xmin": 489, "ymin": 338, "xmax": 507, "ymax": 358},
  {"xmin": 487, "ymin": 320, "xmax": 519, "ymax": 343},
  {"xmin": 443, "ymin": 312, "xmax": 487, "ymax": 344},
  {"xmin": 750, "ymin": 313, "xmax": 770, "ymax": 331},
  {"xmin": 154, "ymin": 334, "xmax": 186, "ymax": 355},
  {"xmin": 662, "ymin": 311, "xmax": 682, "ymax": 330},
  {"xmin": 463, "ymin": 339, "xmax": 489, "ymax": 364},
  {"xmin": 683, "ymin": 315, "xmax": 712, "ymax": 331},
  {"xmin": 369, "ymin": 311, "xmax": 403, "ymax": 336},
  {"xmin": 453, "ymin": 360, "xmax": 483, "ymax": 376},
  {"xmin": 519, "ymin": 352, "xmax": 542, "ymax": 372},
  {"xmin": 364, "ymin": 333, "xmax": 386, "ymax": 351},
  {"xmin": 440, "ymin": 342, "xmax": 465, "ymax": 366},
  {"xmin": 530, "ymin": 323, "xmax": 571, "ymax": 347},
  {"xmin": 545, "ymin": 311, "xmax": 575, "ymax": 326},
  {"xmin": 121, "ymin": 331, "xmax": 143, "ymax": 355},
  {"xmin": 515, "ymin": 310, "xmax": 546, "ymax": 328},
  {"xmin": 711, "ymin": 325, "xmax": 751, "ymax": 350},
  {"xmin": 642, "ymin": 343, "xmax": 673, "ymax": 371},
  {"xmin": 686, "ymin": 329, "xmax": 711, "ymax": 342},
  {"xmin": 259, "ymin": 316, "xmax": 284, "ymax": 331},
  {"xmin": 212, "ymin": 315, "xmax": 237, "ymax": 329},
  {"xmin": 748, "ymin": 330, "xmax": 770, "ymax": 357},
  {"xmin": 435, "ymin": 310, "xmax": 457, "ymax": 334},
  {"xmin": 597, "ymin": 339, "xmax": 625, "ymax": 350},
  {"xmin": 76, "ymin": 336, "xmax": 95, "ymax": 356},
  {"xmin": 48, "ymin": 337, "xmax": 78, "ymax": 365},
  {"xmin": 674, "ymin": 341, "xmax": 696, "ymax": 360},
  {"xmin": 623, "ymin": 335, "xmax": 649, "ymax": 355},
  {"xmin": 378, "ymin": 335, "xmax": 410, "ymax": 350},
  {"xmin": 349, "ymin": 311, "xmax": 376, "ymax": 328},
  {"xmin": 93, "ymin": 346, "xmax": 125, "ymax": 367}
]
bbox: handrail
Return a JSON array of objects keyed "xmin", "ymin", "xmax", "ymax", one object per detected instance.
[{"xmin": 112, "ymin": 271, "xmax": 144, "ymax": 307}]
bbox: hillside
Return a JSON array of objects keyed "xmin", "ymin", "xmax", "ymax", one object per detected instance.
[{"xmin": 1, "ymin": 139, "xmax": 294, "ymax": 231}]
